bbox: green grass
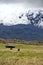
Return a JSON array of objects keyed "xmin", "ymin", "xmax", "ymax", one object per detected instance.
[{"xmin": 0, "ymin": 43, "xmax": 43, "ymax": 65}]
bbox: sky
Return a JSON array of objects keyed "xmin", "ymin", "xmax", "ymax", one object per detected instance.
[
  {"xmin": 0, "ymin": 0, "xmax": 43, "ymax": 8},
  {"xmin": 0, "ymin": 0, "xmax": 43, "ymax": 25}
]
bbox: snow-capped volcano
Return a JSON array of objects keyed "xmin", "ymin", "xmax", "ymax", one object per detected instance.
[
  {"xmin": 0, "ymin": 9, "xmax": 43, "ymax": 28},
  {"xmin": 26, "ymin": 10, "xmax": 43, "ymax": 27},
  {"xmin": 0, "ymin": 10, "xmax": 43, "ymax": 40},
  {"xmin": 19, "ymin": 10, "xmax": 43, "ymax": 28}
]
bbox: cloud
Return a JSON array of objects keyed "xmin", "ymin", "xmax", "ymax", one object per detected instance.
[
  {"xmin": 0, "ymin": 0, "xmax": 43, "ymax": 8},
  {"xmin": 0, "ymin": 0, "xmax": 42, "ymax": 4},
  {"xmin": 0, "ymin": 0, "xmax": 25, "ymax": 3},
  {"xmin": 25, "ymin": 0, "xmax": 43, "ymax": 8}
]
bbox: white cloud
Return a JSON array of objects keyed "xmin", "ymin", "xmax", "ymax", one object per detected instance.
[
  {"xmin": 0, "ymin": 4, "xmax": 28, "ymax": 25},
  {"xmin": 0, "ymin": 4, "xmax": 43, "ymax": 27}
]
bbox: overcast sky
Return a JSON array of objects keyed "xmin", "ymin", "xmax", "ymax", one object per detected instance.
[{"xmin": 0, "ymin": 0, "xmax": 43, "ymax": 8}]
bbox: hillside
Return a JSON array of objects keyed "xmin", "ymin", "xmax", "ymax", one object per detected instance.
[
  {"xmin": 0, "ymin": 24, "xmax": 43, "ymax": 40},
  {"xmin": 0, "ymin": 10, "xmax": 43, "ymax": 40}
]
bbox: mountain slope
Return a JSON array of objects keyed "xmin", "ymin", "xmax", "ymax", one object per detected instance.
[
  {"xmin": 0, "ymin": 10, "xmax": 43, "ymax": 40},
  {"xmin": 0, "ymin": 23, "xmax": 43, "ymax": 40}
]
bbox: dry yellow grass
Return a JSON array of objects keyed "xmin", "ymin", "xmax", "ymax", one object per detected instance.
[
  {"xmin": 0, "ymin": 44, "xmax": 43, "ymax": 65},
  {"xmin": 0, "ymin": 57, "xmax": 43, "ymax": 65}
]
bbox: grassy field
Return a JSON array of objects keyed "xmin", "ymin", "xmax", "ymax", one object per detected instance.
[{"xmin": 0, "ymin": 43, "xmax": 43, "ymax": 65}]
